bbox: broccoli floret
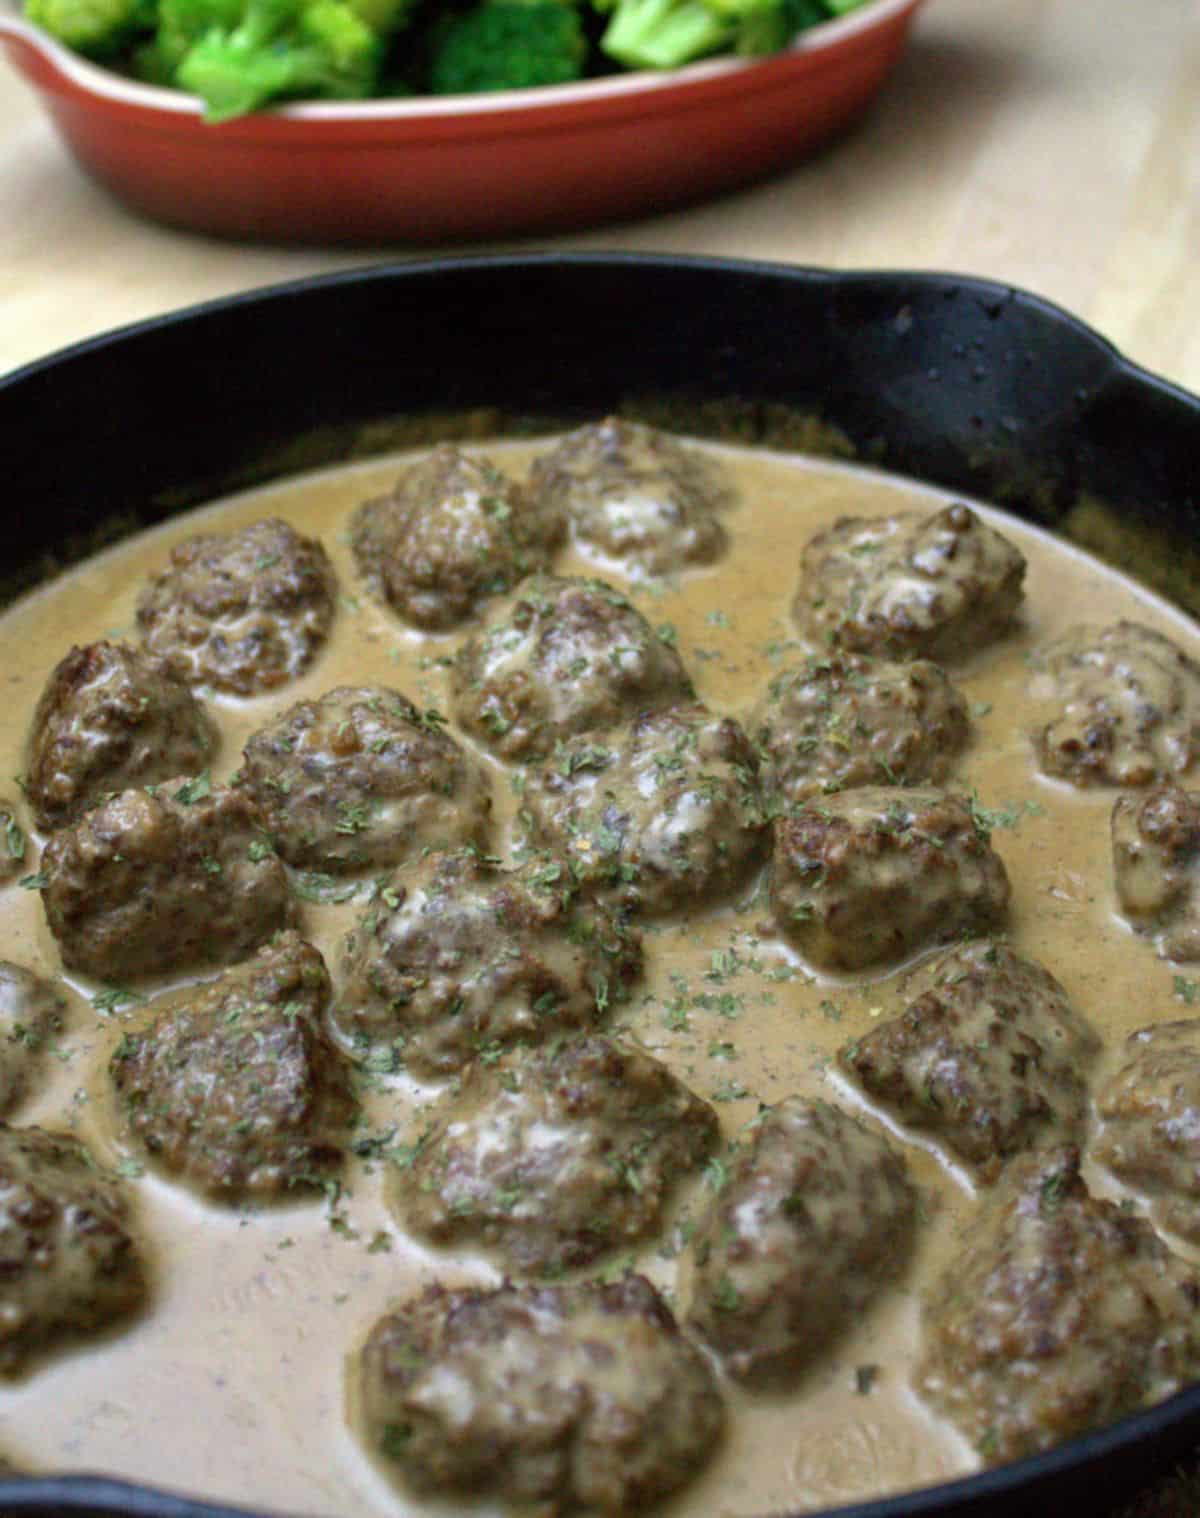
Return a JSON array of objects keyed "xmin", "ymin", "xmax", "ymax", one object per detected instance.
[
  {"xmin": 343, "ymin": 0, "xmax": 414, "ymax": 38},
  {"xmin": 428, "ymin": 0, "xmax": 587, "ymax": 94},
  {"xmin": 131, "ymin": 0, "xmax": 242, "ymax": 81},
  {"xmin": 595, "ymin": 0, "xmax": 725, "ymax": 70},
  {"xmin": 597, "ymin": 0, "xmax": 857, "ymax": 70},
  {"xmin": 725, "ymin": 0, "xmax": 824, "ymax": 53},
  {"xmin": 25, "ymin": 0, "xmax": 153, "ymax": 57},
  {"xmin": 173, "ymin": 0, "xmax": 382, "ymax": 119}
]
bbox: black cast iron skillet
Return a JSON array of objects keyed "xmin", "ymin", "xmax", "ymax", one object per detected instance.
[{"xmin": 4, "ymin": 252, "xmax": 1200, "ymax": 1518}]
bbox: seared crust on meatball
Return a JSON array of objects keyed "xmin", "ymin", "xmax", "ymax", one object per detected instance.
[
  {"xmin": 915, "ymin": 1146, "xmax": 1200, "ymax": 1465},
  {"xmin": 449, "ymin": 575, "xmax": 693, "ymax": 762},
  {"xmin": 358, "ymin": 1274, "xmax": 724, "ymax": 1513},
  {"xmin": 136, "ymin": 518, "xmax": 336, "ymax": 696},
  {"xmin": 684, "ymin": 1098, "xmax": 914, "ymax": 1382},
  {"xmin": 40, "ymin": 776, "xmax": 290, "ymax": 982},
  {"xmin": 521, "ymin": 704, "xmax": 768, "ymax": 916},
  {"xmin": 391, "ymin": 1035, "xmax": 717, "ymax": 1275},
  {"xmin": 1094, "ymin": 1020, "xmax": 1200, "ymax": 1244},
  {"xmin": 0, "ymin": 1125, "xmax": 145, "ymax": 1374},
  {"xmin": 238, "ymin": 686, "xmax": 491, "ymax": 873},
  {"xmin": 110, "ymin": 932, "xmax": 353, "ymax": 1203},
  {"xmin": 25, "ymin": 642, "xmax": 216, "ymax": 833},
  {"xmin": 329, "ymin": 849, "xmax": 642, "ymax": 1078},
  {"xmin": 1028, "ymin": 621, "xmax": 1200, "ymax": 788},
  {"xmin": 0, "ymin": 965, "xmax": 65, "ymax": 1118},
  {"xmin": 840, "ymin": 942, "xmax": 1099, "ymax": 1182},
  {"xmin": 351, "ymin": 445, "xmax": 563, "ymax": 630},
  {"xmin": 750, "ymin": 652, "xmax": 970, "ymax": 809},
  {"xmin": 769, "ymin": 787, "xmax": 1010, "ymax": 971},
  {"xmin": 528, "ymin": 418, "xmax": 729, "ymax": 577},
  {"xmin": 794, "ymin": 504, "xmax": 1025, "ymax": 663},
  {"xmin": 1111, "ymin": 787, "xmax": 1200, "ymax": 960}
]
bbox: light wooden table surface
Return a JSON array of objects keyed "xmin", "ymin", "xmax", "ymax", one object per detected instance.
[
  {"xmin": 3, "ymin": 3, "xmax": 1200, "ymax": 1515},
  {"xmin": 3, "ymin": 0, "xmax": 1199, "ymax": 390}
]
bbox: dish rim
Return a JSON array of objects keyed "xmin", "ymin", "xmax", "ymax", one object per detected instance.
[
  {"xmin": 3, "ymin": 250, "xmax": 1200, "ymax": 1518},
  {"xmin": 0, "ymin": 0, "xmax": 915, "ymax": 121}
]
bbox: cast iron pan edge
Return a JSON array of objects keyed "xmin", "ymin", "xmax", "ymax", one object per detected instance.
[{"xmin": 4, "ymin": 252, "xmax": 1200, "ymax": 1518}]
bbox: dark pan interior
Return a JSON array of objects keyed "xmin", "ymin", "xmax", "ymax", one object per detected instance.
[{"xmin": 4, "ymin": 251, "xmax": 1200, "ymax": 1518}]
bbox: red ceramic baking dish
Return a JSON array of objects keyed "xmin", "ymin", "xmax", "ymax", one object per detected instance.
[{"xmin": 0, "ymin": 0, "xmax": 922, "ymax": 242}]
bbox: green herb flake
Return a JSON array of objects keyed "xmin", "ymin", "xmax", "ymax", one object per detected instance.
[
  {"xmin": 173, "ymin": 771, "xmax": 212, "ymax": 806},
  {"xmin": 711, "ymin": 1081, "xmax": 750, "ymax": 1102},
  {"xmin": 4, "ymin": 818, "xmax": 25, "ymax": 862},
  {"xmin": 713, "ymin": 1275, "xmax": 741, "ymax": 1311},
  {"xmin": 379, "ymin": 1423, "xmax": 413, "ymax": 1460},
  {"xmin": 93, "ymin": 986, "xmax": 146, "ymax": 1015},
  {"xmin": 703, "ymin": 1156, "xmax": 728, "ymax": 1191},
  {"xmin": 292, "ymin": 872, "xmax": 360, "ymax": 904}
]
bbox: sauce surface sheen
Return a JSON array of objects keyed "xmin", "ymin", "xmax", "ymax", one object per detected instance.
[{"xmin": 0, "ymin": 438, "xmax": 1195, "ymax": 1517}]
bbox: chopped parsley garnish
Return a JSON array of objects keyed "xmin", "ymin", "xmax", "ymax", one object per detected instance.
[
  {"xmin": 4, "ymin": 818, "xmax": 24, "ymax": 862},
  {"xmin": 292, "ymin": 872, "xmax": 360, "ymax": 904},
  {"xmin": 93, "ymin": 986, "xmax": 146, "ymax": 1014},
  {"xmin": 173, "ymin": 771, "xmax": 212, "ymax": 805}
]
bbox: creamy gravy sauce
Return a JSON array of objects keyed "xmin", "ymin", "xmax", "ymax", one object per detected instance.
[{"xmin": 0, "ymin": 440, "xmax": 1196, "ymax": 1518}]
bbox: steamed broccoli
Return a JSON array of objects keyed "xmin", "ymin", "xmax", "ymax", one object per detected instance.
[
  {"xmin": 428, "ymin": 0, "xmax": 587, "ymax": 94},
  {"xmin": 132, "ymin": 0, "xmax": 242, "ymax": 81},
  {"xmin": 595, "ymin": 0, "xmax": 722, "ymax": 70},
  {"xmin": 24, "ymin": 0, "xmax": 873, "ymax": 116},
  {"xmin": 24, "ymin": 0, "xmax": 154, "ymax": 56},
  {"xmin": 597, "ymin": 0, "xmax": 859, "ymax": 71},
  {"xmin": 171, "ymin": 0, "xmax": 383, "ymax": 119}
]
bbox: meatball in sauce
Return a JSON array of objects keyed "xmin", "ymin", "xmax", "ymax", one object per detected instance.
[{"xmin": 0, "ymin": 434, "xmax": 1198, "ymax": 1518}]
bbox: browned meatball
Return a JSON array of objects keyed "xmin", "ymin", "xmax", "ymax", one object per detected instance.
[
  {"xmin": 1111, "ymin": 787, "xmax": 1200, "ymax": 960},
  {"xmin": 25, "ymin": 641, "xmax": 216, "ymax": 833},
  {"xmin": 329, "ymin": 849, "xmax": 641, "ymax": 1077},
  {"xmin": 136, "ymin": 517, "xmax": 336, "ymax": 696},
  {"xmin": 0, "ymin": 964, "xmax": 65, "ymax": 1118},
  {"xmin": 0, "ymin": 802, "xmax": 25, "ymax": 885},
  {"xmin": 449, "ymin": 574, "xmax": 693, "ymax": 762},
  {"xmin": 391, "ymin": 1035, "xmax": 717, "ymax": 1276},
  {"xmin": 0, "ymin": 1125, "xmax": 145, "ymax": 1374},
  {"xmin": 1094, "ymin": 1020, "xmax": 1200, "ymax": 1244},
  {"xmin": 915, "ymin": 1146, "xmax": 1200, "ymax": 1465},
  {"xmin": 358, "ymin": 1275, "xmax": 724, "ymax": 1513},
  {"xmin": 528, "ymin": 418, "xmax": 728, "ymax": 577},
  {"xmin": 769, "ymin": 787, "xmax": 1010, "ymax": 971},
  {"xmin": 840, "ymin": 942, "xmax": 1099, "ymax": 1183},
  {"xmin": 238, "ymin": 686, "xmax": 491, "ymax": 873},
  {"xmin": 520, "ymin": 705, "xmax": 768, "ymax": 916},
  {"xmin": 794, "ymin": 503, "xmax": 1025, "ymax": 663},
  {"xmin": 351, "ymin": 444, "xmax": 564, "ymax": 630},
  {"xmin": 110, "ymin": 933, "xmax": 353, "ymax": 1203},
  {"xmin": 750, "ymin": 652, "xmax": 970, "ymax": 808},
  {"xmin": 684, "ymin": 1098, "xmax": 914, "ymax": 1382},
  {"xmin": 40, "ymin": 776, "xmax": 290, "ymax": 983},
  {"xmin": 1028, "ymin": 621, "xmax": 1200, "ymax": 788}
]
